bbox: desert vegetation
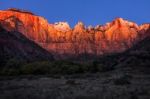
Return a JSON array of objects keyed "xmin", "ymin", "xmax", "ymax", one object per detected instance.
[{"xmin": 0, "ymin": 58, "xmax": 114, "ymax": 76}]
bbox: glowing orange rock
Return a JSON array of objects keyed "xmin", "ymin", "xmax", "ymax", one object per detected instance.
[{"xmin": 0, "ymin": 9, "xmax": 150, "ymax": 59}]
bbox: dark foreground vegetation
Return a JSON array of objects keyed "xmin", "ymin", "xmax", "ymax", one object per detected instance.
[{"xmin": 0, "ymin": 59, "xmax": 114, "ymax": 76}]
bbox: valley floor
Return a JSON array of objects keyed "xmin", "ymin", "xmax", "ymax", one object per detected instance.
[{"xmin": 0, "ymin": 68, "xmax": 150, "ymax": 99}]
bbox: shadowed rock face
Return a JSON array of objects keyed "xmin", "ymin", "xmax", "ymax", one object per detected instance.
[
  {"xmin": 0, "ymin": 25, "xmax": 53, "ymax": 66},
  {"xmin": 0, "ymin": 9, "xmax": 149, "ymax": 59}
]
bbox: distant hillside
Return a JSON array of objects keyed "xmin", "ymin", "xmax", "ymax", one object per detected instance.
[{"xmin": 0, "ymin": 25, "xmax": 53, "ymax": 66}]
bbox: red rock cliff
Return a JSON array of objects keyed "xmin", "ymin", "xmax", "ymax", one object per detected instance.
[{"xmin": 0, "ymin": 9, "xmax": 149, "ymax": 59}]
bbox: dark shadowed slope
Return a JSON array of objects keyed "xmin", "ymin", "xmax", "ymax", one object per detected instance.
[
  {"xmin": 96, "ymin": 34, "xmax": 150, "ymax": 74},
  {"xmin": 0, "ymin": 25, "xmax": 53, "ymax": 66}
]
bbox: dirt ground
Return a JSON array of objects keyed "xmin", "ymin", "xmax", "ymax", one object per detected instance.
[{"xmin": 0, "ymin": 68, "xmax": 150, "ymax": 99}]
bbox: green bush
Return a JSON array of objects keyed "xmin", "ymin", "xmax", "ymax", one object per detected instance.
[
  {"xmin": 0, "ymin": 58, "xmax": 25, "ymax": 75},
  {"xmin": 21, "ymin": 61, "xmax": 52, "ymax": 74},
  {"xmin": 49, "ymin": 60, "xmax": 85, "ymax": 74},
  {"xmin": 91, "ymin": 61, "xmax": 113, "ymax": 72},
  {"xmin": 21, "ymin": 60, "xmax": 84, "ymax": 75}
]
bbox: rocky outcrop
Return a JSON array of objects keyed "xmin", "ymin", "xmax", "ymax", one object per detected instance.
[
  {"xmin": 139, "ymin": 24, "xmax": 150, "ymax": 38},
  {"xmin": 54, "ymin": 22, "xmax": 71, "ymax": 32},
  {"xmin": 0, "ymin": 9, "xmax": 149, "ymax": 59}
]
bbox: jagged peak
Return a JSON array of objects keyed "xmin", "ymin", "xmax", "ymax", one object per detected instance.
[
  {"xmin": 112, "ymin": 17, "xmax": 128, "ymax": 26},
  {"xmin": 114, "ymin": 17, "xmax": 124, "ymax": 22},
  {"xmin": 76, "ymin": 21, "xmax": 84, "ymax": 25},
  {"xmin": 102, "ymin": 17, "xmax": 139, "ymax": 29},
  {"xmin": 139, "ymin": 23, "xmax": 150, "ymax": 30},
  {"xmin": 72, "ymin": 21, "xmax": 86, "ymax": 33},
  {"xmin": 74, "ymin": 21, "xmax": 85, "ymax": 29},
  {"xmin": 54, "ymin": 22, "xmax": 71, "ymax": 32},
  {"xmin": 87, "ymin": 25, "xmax": 94, "ymax": 30}
]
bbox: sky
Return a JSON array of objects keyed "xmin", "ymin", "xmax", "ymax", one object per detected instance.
[{"xmin": 0, "ymin": 0, "xmax": 150, "ymax": 27}]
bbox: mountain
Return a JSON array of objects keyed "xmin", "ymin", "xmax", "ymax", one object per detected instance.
[
  {"xmin": 0, "ymin": 8, "xmax": 150, "ymax": 59},
  {"xmin": 0, "ymin": 24, "xmax": 53, "ymax": 66},
  {"xmin": 122, "ymin": 35, "xmax": 150, "ymax": 71},
  {"xmin": 96, "ymin": 35, "xmax": 150, "ymax": 73}
]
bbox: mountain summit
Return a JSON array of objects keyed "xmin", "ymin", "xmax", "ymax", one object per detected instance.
[{"xmin": 0, "ymin": 8, "xmax": 149, "ymax": 59}]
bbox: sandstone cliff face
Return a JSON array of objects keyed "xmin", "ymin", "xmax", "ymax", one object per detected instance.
[{"xmin": 0, "ymin": 9, "xmax": 149, "ymax": 59}]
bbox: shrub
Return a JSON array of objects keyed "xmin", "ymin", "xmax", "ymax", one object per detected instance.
[
  {"xmin": 91, "ymin": 61, "xmax": 113, "ymax": 72},
  {"xmin": 0, "ymin": 58, "xmax": 25, "ymax": 75},
  {"xmin": 50, "ymin": 60, "xmax": 82, "ymax": 74},
  {"xmin": 0, "ymin": 59, "xmax": 114, "ymax": 75},
  {"xmin": 21, "ymin": 61, "xmax": 52, "ymax": 74},
  {"xmin": 21, "ymin": 60, "xmax": 84, "ymax": 75}
]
